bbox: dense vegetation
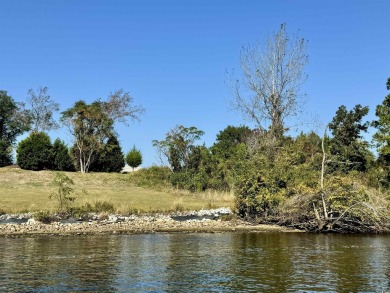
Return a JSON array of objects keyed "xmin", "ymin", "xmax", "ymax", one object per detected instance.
[{"xmin": 150, "ymin": 79, "xmax": 390, "ymax": 233}]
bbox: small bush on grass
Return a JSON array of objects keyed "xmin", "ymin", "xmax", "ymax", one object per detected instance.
[
  {"xmin": 126, "ymin": 146, "xmax": 142, "ymax": 170},
  {"xmin": 172, "ymin": 199, "xmax": 184, "ymax": 212},
  {"xmin": 93, "ymin": 200, "xmax": 115, "ymax": 213},
  {"xmin": 34, "ymin": 211, "xmax": 58, "ymax": 224},
  {"xmin": 49, "ymin": 172, "xmax": 76, "ymax": 213},
  {"xmin": 71, "ymin": 200, "xmax": 116, "ymax": 220}
]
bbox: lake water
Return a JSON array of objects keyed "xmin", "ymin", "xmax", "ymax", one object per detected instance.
[{"xmin": 0, "ymin": 232, "xmax": 389, "ymax": 292}]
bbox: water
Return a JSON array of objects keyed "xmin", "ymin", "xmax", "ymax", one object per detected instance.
[{"xmin": 0, "ymin": 232, "xmax": 389, "ymax": 292}]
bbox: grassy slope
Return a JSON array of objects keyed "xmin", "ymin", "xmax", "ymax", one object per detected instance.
[{"xmin": 0, "ymin": 168, "xmax": 234, "ymax": 214}]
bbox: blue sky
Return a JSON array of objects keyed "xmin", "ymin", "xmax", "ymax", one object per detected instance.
[{"xmin": 1, "ymin": 0, "xmax": 389, "ymax": 166}]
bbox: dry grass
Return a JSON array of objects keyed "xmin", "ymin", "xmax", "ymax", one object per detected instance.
[{"xmin": 0, "ymin": 168, "xmax": 235, "ymax": 214}]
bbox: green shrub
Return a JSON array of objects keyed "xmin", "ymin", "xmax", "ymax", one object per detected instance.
[
  {"xmin": 126, "ymin": 146, "xmax": 142, "ymax": 170},
  {"xmin": 71, "ymin": 200, "xmax": 115, "ymax": 220},
  {"xmin": 235, "ymin": 171, "xmax": 286, "ymax": 218},
  {"xmin": 17, "ymin": 132, "xmax": 53, "ymax": 170},
  {"xmin": 170, "ymin": 169, "xmax": 209, "ymax": 192},
  {"xmin": 326, "ymin": 176, "xmax": 370, "ymax": 219},
  {"xmin": 49, "ymin": 172, "xmax": 76, "ymax": 213},
  {"xmin": 34, "ymin": 211, "xmax": 57, "ymax": 224},
  {"xmin": 129, "ymin": 166, "xmax": 172, "ymax": 189}
]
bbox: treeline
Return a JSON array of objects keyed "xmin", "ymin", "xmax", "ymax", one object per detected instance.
[
  {"xmin": 151, "ymin": 78, "xmax": 390, "ymax": 233},
  {"xmin": 0, "ymin": 88, "xmax": 143, "ymax": 172}
]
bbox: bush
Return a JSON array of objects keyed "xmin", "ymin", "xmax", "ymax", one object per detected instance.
[
  {"xmin": 17, "ymin": 132, "xmax": 53, "ymax": 170},
  {"xmin": 49, "ymin": 172, "xmax": 76, "ymax": 213},
  {"xmin": 126, "ymin": 146, "xmax": 142, "ymax": 170},
  {"xmin": 170, "ymin": 169, "xmax": 209, "ymax": 192},
  {"xmin": 128, "ymin": 166, "xmax": 171, "ymax": 189},
  {"xmin": 34, "ymin": 211, "xmax": 58, "ymax": 224},
  {"xmin": 71, "ymin": 200, "xmax": 115, "ymax": 220},
  {"xmin": 235, "ymin": 171, "xmax": 285, "ymax": 218}
]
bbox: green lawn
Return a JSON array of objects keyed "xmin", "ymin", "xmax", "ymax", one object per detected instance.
[{"xmin": 0, "ymin": 168, "xmax": 234, "ymax": 213}]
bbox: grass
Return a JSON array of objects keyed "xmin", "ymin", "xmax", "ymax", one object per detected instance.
[{"xmin": 0, "ymin": 167, "xmax": 235, "ymax": 214}]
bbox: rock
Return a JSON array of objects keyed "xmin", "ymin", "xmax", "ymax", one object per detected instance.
[
  {"xmin": 108, "ymin": 215, "xmax": 118, "ymax": 222},
  {"xmin": 27, "ymin": 218, "xmax": 36, "ymax": 225}
]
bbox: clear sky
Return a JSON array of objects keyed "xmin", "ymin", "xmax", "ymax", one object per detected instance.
[{"xmin": 1, "ymin": 0, "xmax": 389, "ymax": 166}]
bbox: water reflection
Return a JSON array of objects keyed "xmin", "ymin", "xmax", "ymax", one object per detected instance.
[{"xmin": 0, "ymin": 233, "xmax": 390, "ymax": 292}]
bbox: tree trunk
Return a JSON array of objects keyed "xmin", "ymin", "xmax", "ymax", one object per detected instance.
[{"xmin": 321, "ymin": 125, "xmax": 329, "ymax": 220}]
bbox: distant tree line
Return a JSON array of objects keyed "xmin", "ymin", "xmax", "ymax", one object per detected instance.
[{"xmin": 0, "ymin": 87, "xmax": 144, "ymax": 173}]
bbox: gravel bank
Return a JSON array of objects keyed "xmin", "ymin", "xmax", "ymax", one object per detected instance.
[{"xmin": 0, "ymin": 208, "xmax": 300, "ymax": 236}]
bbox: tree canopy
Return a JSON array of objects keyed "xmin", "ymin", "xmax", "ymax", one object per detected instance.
[
  {"xmin": 61, "ymin": 90, "xmax": 143, "ymax": 173},
  {"xmin": 328, "ymin": 104, "xmax": 370, "ymax": 172},
  {"xmin": 61, "ymin": 100, "xmax": 114, "ymax": 173},
  {"xmin": 0, "ymin": 90, "xmax": 30, "ymax": 166},
  {"xmin": 90, "ymin": 135, "xmax": 125, "ymax": 173},
  {"xmin": 373, "ymin": 77, "xmax": 390, "ymax": 164},
  {"xmin": 152, "ymin": 125, "xmax": 204, "ymax": 172},
  {"xmin": 26, "ymin": 86, "xmax": 59, "ymax": 133}
]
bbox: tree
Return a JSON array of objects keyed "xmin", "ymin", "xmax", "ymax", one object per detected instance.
[
  {"xmin": 0, "ymin": 90, "xmax": 30, "ymax": 166},
  {"xmin": 61, "ymin": 101, "xmax": 114, "ymax": 173},
  {"xmin": 209, "ymin": 126, "xmax": 251, "ymax": 190},
  {"xmin": 0, "ymin": 140, "xmax": 13, "ymax": 167},
  {"xmin": 90, "ymin": 135, "xmax": 125, "ymax": 172},
  {"xmin": 102, "ymin": 89, "xmax": 145, "ymax": 125},
  {"xmin": 231, "ymin": 24, "xmax": 308, "ymax": 139},
  {"xmin": 373, "ymin": 77, "xmax": 390, "ymax": 165},
  {"xmin": 61, "ymin": 90, "xmax": 143, "ymax": 173},
  {"xmin": 17, "ymin": 132, "xmax": 53, "ymax": 171},
  {"xmin": 328, "ymin": 104, "xmax": 371, "ymax": 172},
  {"xmin": 52, "ymin": 139, "xmax": 75, "ymax": 171},
  {"xmin": 26, "ymin": 86, "xmax": 59, "ymax": 133},
  {"xmin": 126, "ymin": 145, "xmax": 142, "ymax": 170},
  {"xmin": 152, "ymin": 125, "xmax": 204, "ymax": 172},
  {"xmin": 211, "ymin": 125, "xmax": 251, "ymax": 159},
  {"xmin": 49, "ymin": 172, "xmax": 75, "ymax": 213}
]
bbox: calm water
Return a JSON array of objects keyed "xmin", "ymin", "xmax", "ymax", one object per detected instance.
[{"xmin": 0, "ymin": 232, "xmax": 389, "ymax": 292}]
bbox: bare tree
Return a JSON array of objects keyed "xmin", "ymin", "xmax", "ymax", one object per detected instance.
[
  {"xmin": 231, "ymin": 24, "xmax": 308, "ymax": 139},
  {"xmin": 27, "ymin": 86, "xmax": 60, "ymax": 133},
  {"xmin": 102, "ymin": 89, "xmax": 145, "ymax": 126}
]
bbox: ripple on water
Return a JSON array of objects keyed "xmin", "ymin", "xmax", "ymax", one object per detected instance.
[{"xmin": 0, "ymin": 233, "xmax": 390, "ymax": 292}]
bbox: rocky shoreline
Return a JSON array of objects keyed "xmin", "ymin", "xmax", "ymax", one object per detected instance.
[{"xmin": 0, "ymin": 208, "xmax": 300, "ymax": 237}]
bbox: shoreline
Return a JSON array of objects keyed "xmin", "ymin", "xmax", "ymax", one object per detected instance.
[{"xmin": 0, "ymin": 211, "xmax": 301, "ymax": 237}]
